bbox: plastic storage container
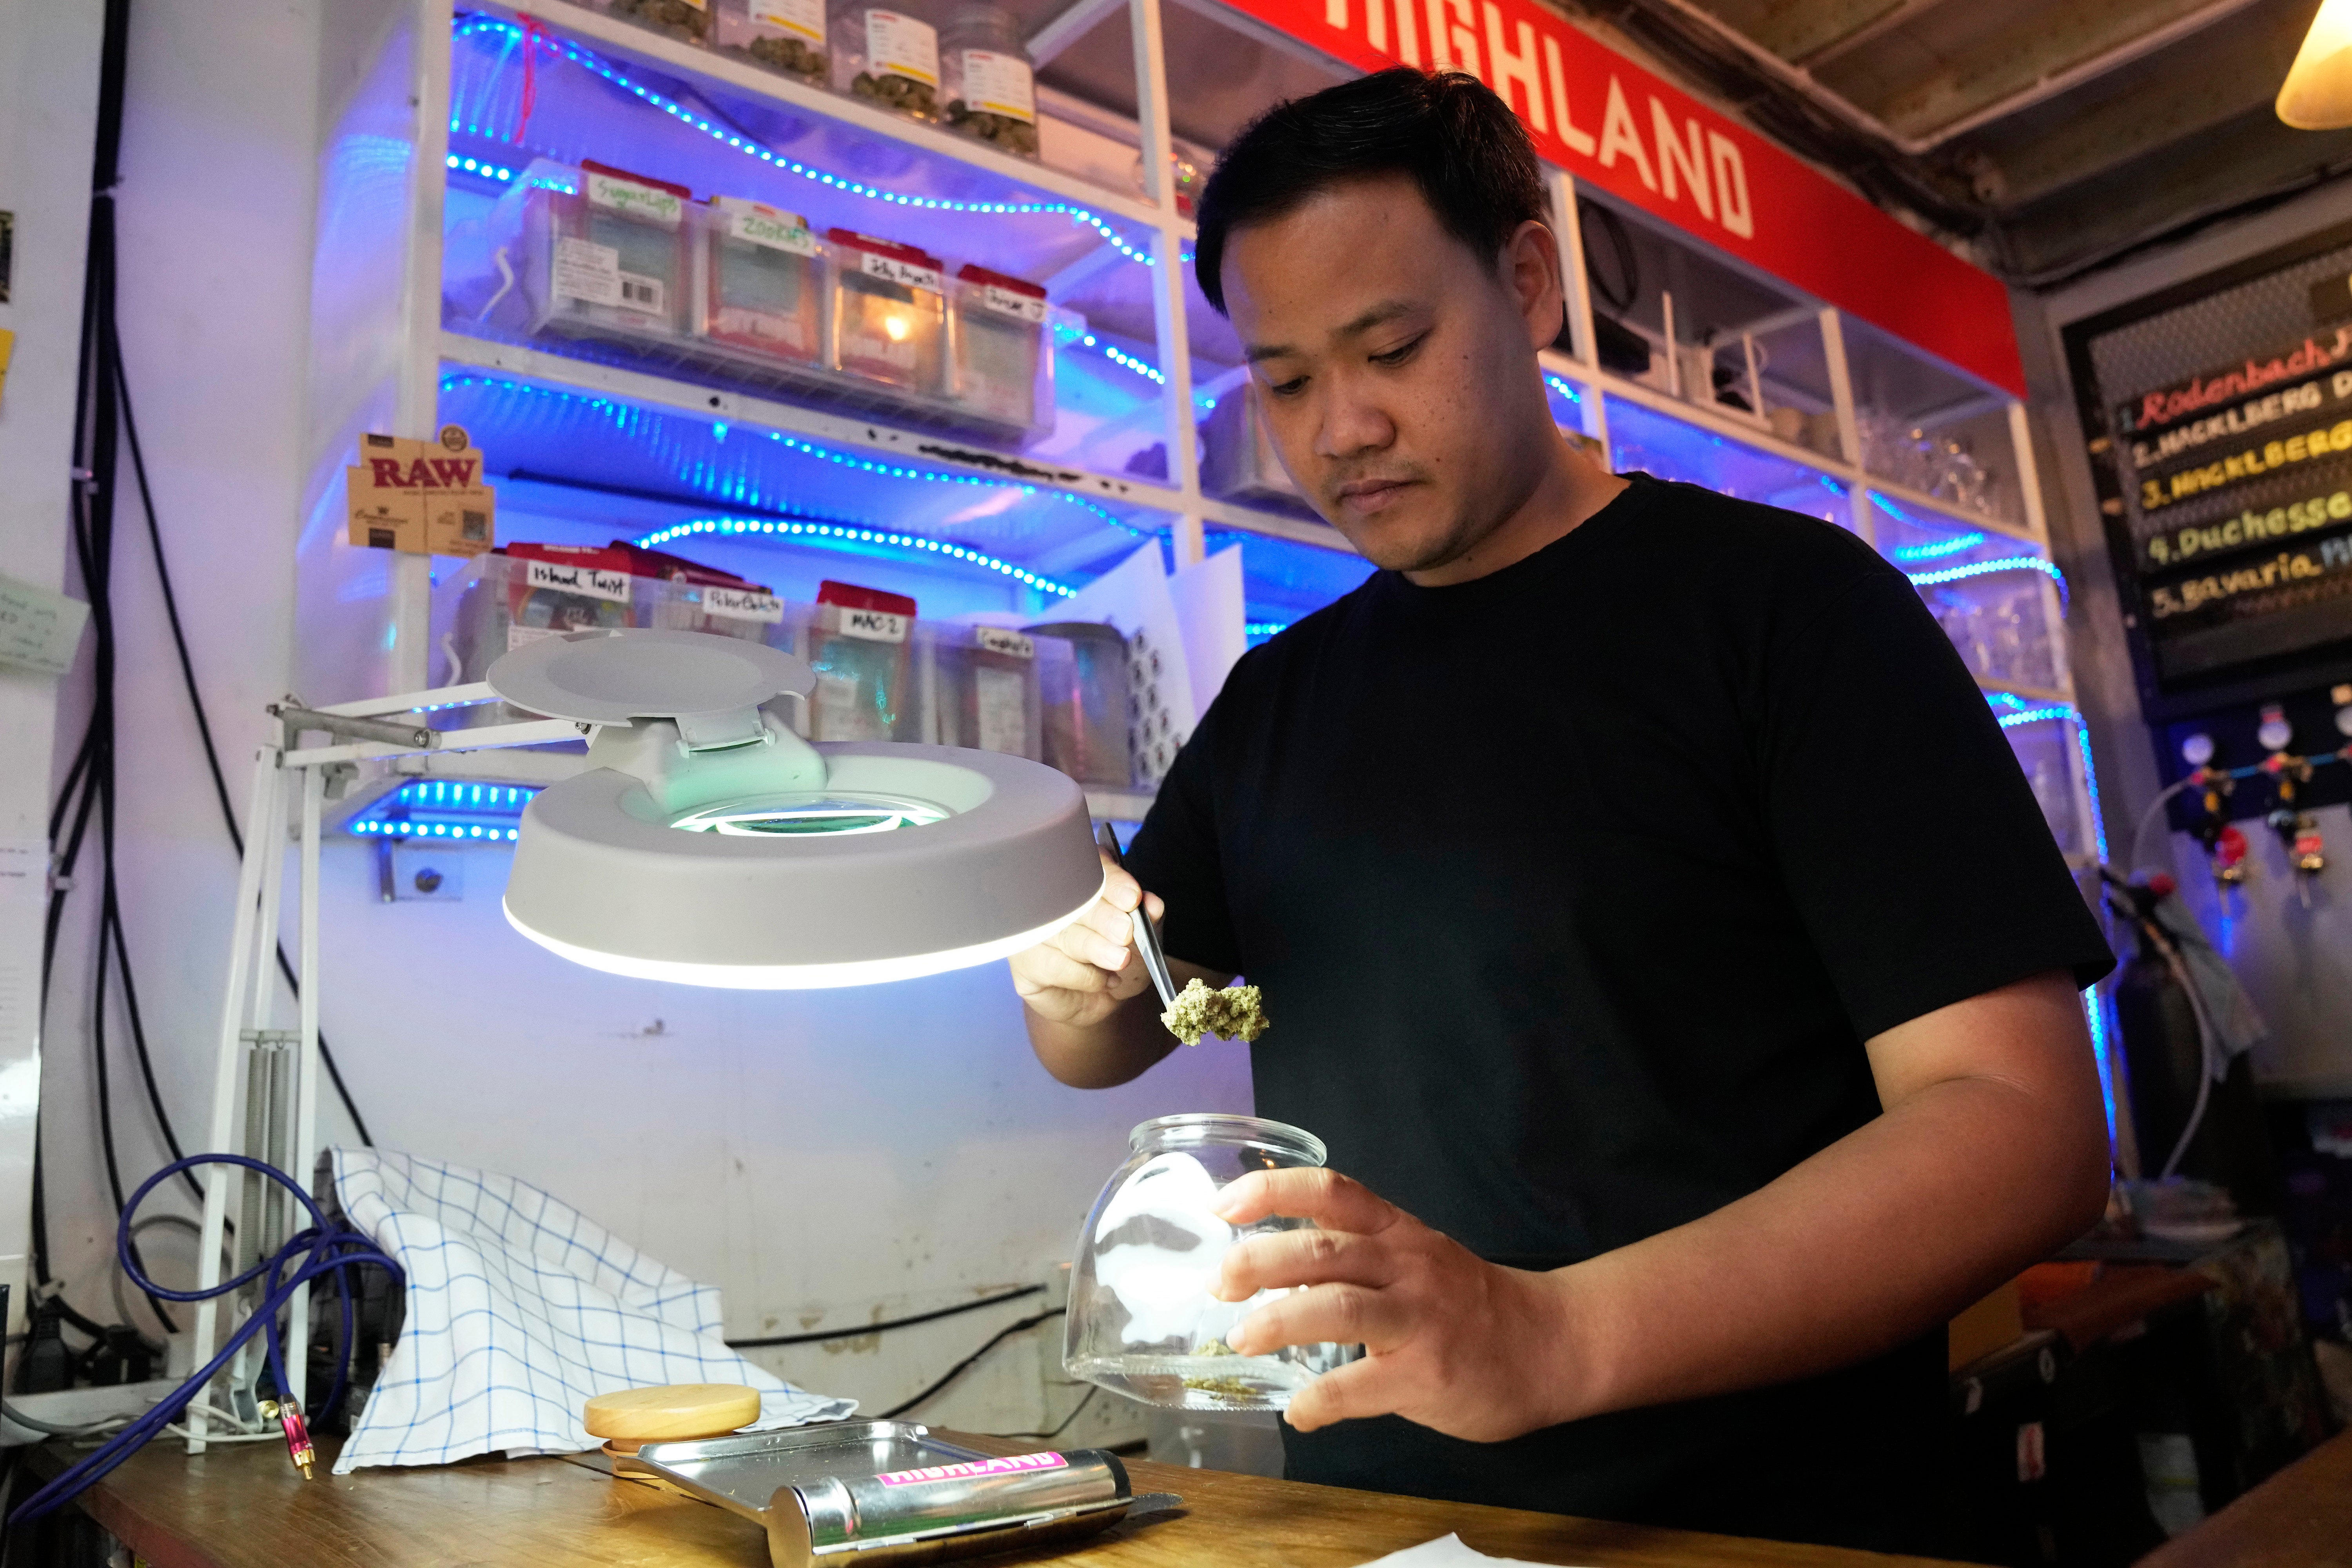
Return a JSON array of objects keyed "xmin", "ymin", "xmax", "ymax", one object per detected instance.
[
  {"xmin": 829, "ymin": 1, "xmax": 940, "ymax": 123},
  {"xmin": 1199, "ymin": 388, "xmax": 1311, "ymax": 513},
  {"xmin": 471, "ymin": 160, "xmax": 692, "ymax": 354},
  {"xmin": 596, "ymin": 0, "xmax": 712, "ymax": 44},
  {"xmin": 947, "ymin": 264, "xmax": 1050, "ymax": 436},
  {"xmin": 1026, "ymin": 621, "xmax": 1130, "ymax": 787},
  {"xmin": 696, "ymin": 197, "xmax": 829, "ymax": 373},
  {"xmin": 938, "ymin": 4, "xmax": 1038, "ymax": 157},
  {"xmin": 714, "ymin": 0, "xmax": 828, "ymax": 84},
  {"xmin": 829, "ymin": 230, "xmax": 947, "ymax": 395},
  {"xmin": 439, "ymin": 546, "xmax": 643, "ymax": 688},
  {"xmin": 804, "ymin": 581, "xmax": 920, "ymax": 740},
  {"xmin": 923, "ymin": 623, "xmax": 1041, "ymax": 757},
  {"xmin": 1065, "ymin": 1115, "xmax": 1359, "ymax": 1411}
]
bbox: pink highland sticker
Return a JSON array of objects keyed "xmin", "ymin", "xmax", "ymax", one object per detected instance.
[{"xmin": 875, "ymin": 1452, "xmax": 1069, "ymax": 1487}]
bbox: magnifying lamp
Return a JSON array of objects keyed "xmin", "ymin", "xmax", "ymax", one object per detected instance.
[{"xmin": 486, "ymin": 629, "xmax": 1105, "ymax": 988}]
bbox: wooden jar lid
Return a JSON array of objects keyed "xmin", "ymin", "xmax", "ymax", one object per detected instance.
[{"xmin": 584, "ymin": 1383, "xmax": 762, "ymax": 1455}]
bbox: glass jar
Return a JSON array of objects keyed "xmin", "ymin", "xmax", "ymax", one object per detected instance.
[
  {"xmin": 938, "ymin": 4, "xmax": 1038, "ymax": 158},
  {"xmin": 1064, "ymin": 1114, "xmax": 1360, "ymax": 1411},
  {"xmin": 600, "ymin": 0, "xmax": 713, "ymax": 46},
  {"xmin": 714, "ymin": 0, "xmax": 828, "ymax": 85},
  {"xmin": 829, "ymin": 0, "xmax": 941, "ymax": 123}
]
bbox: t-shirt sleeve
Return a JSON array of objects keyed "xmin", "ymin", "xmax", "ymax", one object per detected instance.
[
  {"xmin": 1122, "ymin": 705, "xmax": 1244, "ymax": 976},
  {"xmin": 1759, "ymin": 563, "xmax": 2114, "ymax": 1041}
]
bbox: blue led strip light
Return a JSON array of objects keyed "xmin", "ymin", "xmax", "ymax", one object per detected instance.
[
  {"xmin": 438, "ymin": 373, "xmax": 1143, "ymax": 536},
  {"xmin": 1986, "ymin": 693, "xmax": 2112, "ymax": 866},
  {"xmin": 636, "ymin": 516, "xmax": 1078, "ymax": 596},
  {"xmin": 446, "ymin": 153, "xmax": 517, "ymax": 181},
  {"xmin": 1889, "ymin": 530, "xmax": 1986, "ymax": 562},
  {"xmin": 349, "ymin": 781, "xmax": 541, "ymax": 842},
  {"xmin": 448, "ymin": 14, "xmax": 1158, "ymax": 266},
  {"xmin": 1245, "ymin": 621, "xmax": 1290, "ymax": 637},
  {"xmin": 1907, "ymin": 555, "xmax": 2069, "ymax": 613}
]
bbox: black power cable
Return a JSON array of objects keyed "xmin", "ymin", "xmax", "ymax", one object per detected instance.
[
  {"xmin": 874, "ymin": 1309, "xmax": 1065, "ymax": 1421},
  {"xmin": 113, "ymin": 356, "xmax": 375, "ymax": 1148},
  {"xmin": 724, "ymin": 1284, "xmax": 1043, "ymax": 1349}
]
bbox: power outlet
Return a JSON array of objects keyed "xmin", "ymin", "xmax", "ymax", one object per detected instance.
[{"xmin": 381, "ymin": 842, "xmax": 465, "ymax": 902}]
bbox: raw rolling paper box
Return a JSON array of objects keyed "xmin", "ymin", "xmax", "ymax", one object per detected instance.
[{"xmin": 346, "ymin": 429, "xmax": 497, "ymax": 557}]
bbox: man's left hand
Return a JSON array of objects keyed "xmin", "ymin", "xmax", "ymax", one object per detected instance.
[{"xmin": 1210, "ymin": 1169, "xmax": 1582, "ymax": 1440}]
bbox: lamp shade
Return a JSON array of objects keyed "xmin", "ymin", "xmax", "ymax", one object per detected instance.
[
  {"xmin": 2279, "ymin": 0, "xmax": 2352, "ymax": 128},
  {"xmin": 486, "ymin": 630, "xmax": 1104, "ymax": 987}
]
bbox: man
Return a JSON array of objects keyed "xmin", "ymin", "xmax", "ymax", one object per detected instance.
[{"xmin": 1010, "ymin": 69, "xmax": 2112, "ymax": 1552}]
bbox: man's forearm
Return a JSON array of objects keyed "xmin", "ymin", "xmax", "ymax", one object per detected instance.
[
  {"xmin": 1025, "ymin": 987, "xmax": 1176, "ymax": 1088},
  {"xmin": 1541, "ymin": 1060, "xmax": 2109, "ymax": 1424},
  {"xmin": 1023, "ymin": 956, "xmax": 1230, "ymax": 1088}
]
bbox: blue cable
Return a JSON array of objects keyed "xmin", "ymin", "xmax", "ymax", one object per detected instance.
[{"xmin": 9, "ymin": 1154, "xmax": 403, "ymax": 1526}]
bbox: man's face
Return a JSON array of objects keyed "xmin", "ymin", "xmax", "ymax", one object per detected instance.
[{"xmin": 1220, "ymin": 174, "xmax": 1557, "ymax": 574}]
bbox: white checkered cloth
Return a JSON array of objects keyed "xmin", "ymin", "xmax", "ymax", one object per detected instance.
[{"xmin": 329, "ymin": 1149, "xmax": 856, "ymax": 1473}]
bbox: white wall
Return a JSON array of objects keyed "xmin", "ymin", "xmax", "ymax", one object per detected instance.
[
  {"xmin": 35, "ymin": 0, "xmax": 1252, "ymax": 1444},
  {"xmin": 0, "ymin": 0, "xmax": 105, "ymax": 1337}
]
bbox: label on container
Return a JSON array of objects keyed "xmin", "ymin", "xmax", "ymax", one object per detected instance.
[
  {"xmin": 863, "ymin": 10, "xmax": 939, "ymax": 86},
  {"xmin": 701, "ymin": 585, "xmax": 785, "ymax": 623},
  {"xmin": 552, "ymin": 237, "xmax": 667, "ymax": 316},
  {"xmin": 715, "ymin": 306, "xmax": 811, "ymax": 351},
  {"xmin": 719, "ymin": 196, "xmax": 818, "ymax": 257},
  {"xmin": 584, "ymin": 171, "xmax": 684, "ymax": 230},
  {"xmin": 975, "ymin": 626, "xmax": 1034, "ymax": 659},
  {"xmin": 857, "ymin": 248, "xmax": 942, "ymax": 295},
  {"xmin": 523, "ymin": 558, "xmax": 632, "ymax": 602},
  {"xmin": 977, "ymin": 283, "xmax": 1047, "ymax": 323},
  {"xmin": 975, "ymin": 664, "xmax": 1026, "ymax": 754},
  {"xmin": 958, "ymin": 50, "xmax": 1034, "ymax": 123},
  {"xmin": 835, "ymin": 605, "xmax": 909, "ymax": 643},
  {"xmin": 876, "ymin": 1452, "xmax": 1067, "ymax": 1487},
  {"xmin": 753, "ymin": 0, "xmax": 822, "ymax": 40}
]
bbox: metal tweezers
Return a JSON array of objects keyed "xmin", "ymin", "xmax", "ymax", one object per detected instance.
[{"xmin": 1095, "ymin": 821, "xmax": 1178, "ymax": 1009}]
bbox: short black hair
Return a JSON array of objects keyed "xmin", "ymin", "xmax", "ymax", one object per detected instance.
[{"xmin": 1193, "ymin": 69, "xmax": 1546, "ymax": 317}]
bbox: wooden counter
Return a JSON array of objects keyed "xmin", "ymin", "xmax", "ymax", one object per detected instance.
[
  {"xmin": 2135, "ymin": 1424, "xmax": 2352, "ymax": 1568},
  {"xmin": 43, "ymin": 1428, "xmax": 1962, "ymax": 1568}
]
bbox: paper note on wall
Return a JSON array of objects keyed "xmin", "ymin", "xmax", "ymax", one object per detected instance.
[
  {"xmin": 1052, "ymin": 544, "xmax": 1195, "ymax": 788},
  {"xmin": 0, "ymin": 572, "xmax": 91, "ymax": 677},
  {"xmin": 1169, "ymin": 545, "xmax": 1246, "ymax": 722},
  {"xmin": 0, "ymin": 328, "xmax": 14, "ymax": 406}
]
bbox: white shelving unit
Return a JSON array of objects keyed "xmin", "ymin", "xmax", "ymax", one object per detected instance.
[{"xmin": 299, "ymin": 0, "xmax": 2099, "ymax": 868}]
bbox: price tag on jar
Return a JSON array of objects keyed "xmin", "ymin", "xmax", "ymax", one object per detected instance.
[
  {"xmin": 979, "ymin": 284, "xmax": 1046, "ymax": 323},
  {"xmin": 754, "ymin": 0, "xmax": 823, "ymax": 42},
  {"xmin": 864, "ymin": 10, "xmax": 938, "ymax": 85},
  {"xmin": 959, "ymin": 49, "xmax": 1034, "ymax": 122},
  {"xmin": 859, "ymin": 249, "xmax": 942, "ymax": 294}
]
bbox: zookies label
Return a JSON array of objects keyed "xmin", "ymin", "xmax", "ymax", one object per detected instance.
[{"xmin": 875, "ymin": 1452, "xmax": 1067, "ymax": 1487}]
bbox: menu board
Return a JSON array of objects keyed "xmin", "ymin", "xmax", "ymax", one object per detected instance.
[{"xmin": 2067, "ymin": 227, "xmax": 2352, "ymax": 706}]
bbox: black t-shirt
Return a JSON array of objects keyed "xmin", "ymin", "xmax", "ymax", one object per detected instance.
[{"xmin": 1123, "ymin": 474, "xmax": 2113, "ymax": 1553}]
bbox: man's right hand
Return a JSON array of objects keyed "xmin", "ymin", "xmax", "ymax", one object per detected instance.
[{"xmin": 1009, "ymin": 849, "xmax": 1166, "ymax": 1029}]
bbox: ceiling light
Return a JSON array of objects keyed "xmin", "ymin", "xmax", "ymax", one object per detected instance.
[
  {"xmin": 487, "ymin": 630, "xmax": 1103, "ymax": 988},
  {"xmin": 2279, "ymin": 0, "xmax": 2352, "ymax": 127}
]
